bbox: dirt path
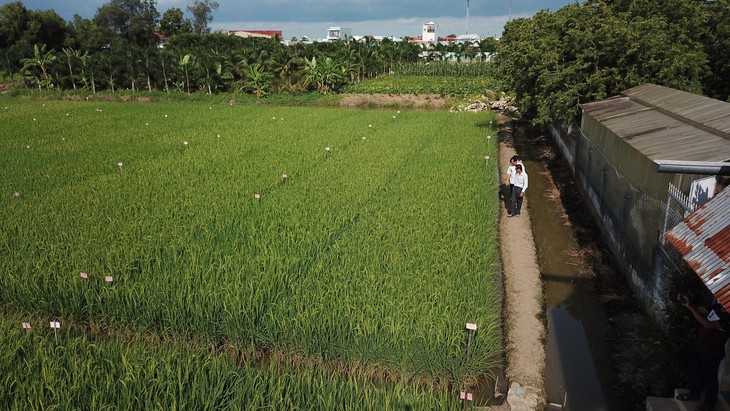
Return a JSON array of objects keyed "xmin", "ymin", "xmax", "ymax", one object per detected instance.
[{"xmin": 498, "ymin": 117, "xmax": 546, "ymax": 410}]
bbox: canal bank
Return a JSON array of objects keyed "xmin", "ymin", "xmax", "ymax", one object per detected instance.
[
  {"xmin": 497, "ymin": 116, "xmax": 547, "ymax": 410},
  {"xmin": 509, "ymin": 120, "xmax": 681, "ymax": 411}
]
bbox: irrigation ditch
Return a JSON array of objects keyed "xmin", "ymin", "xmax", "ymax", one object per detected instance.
[{"xmin": 508, "ymin": 119, "xmax": 685, "ymax": 410}]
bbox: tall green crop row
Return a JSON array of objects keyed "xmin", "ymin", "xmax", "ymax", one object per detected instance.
[
  {"xmin": 0, "ymin": 314, "xmax": 457, "ymax": 409},
  {"xmin": 343, "ymin": 75, "xmax": 495, "ymax": 96},
  {"xmin": 0, "ymin": 97, "xmax": 500, "ymax": 403},
  {"xmin": 395, "ymin": 62, "xmax": 495, "ymax": 77}
]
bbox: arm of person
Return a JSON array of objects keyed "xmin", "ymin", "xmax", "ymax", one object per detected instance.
[
  {"xmin": 679, "ymin": 293, "xmax": 722, "ymax": 329},
  {"xmin": 520, "ymin": 174, "xmax": 528, "ymax": 196}
]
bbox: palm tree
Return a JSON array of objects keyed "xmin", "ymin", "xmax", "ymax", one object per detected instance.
[
  {"xmin": 158, "ymin": 48, "xmax": 174, "ymax": 93},
  {"xmin": 97, "ymin": 51, "xmax": 121, "ymax": 93},
  {"xmin": 195, "ymin": 48, "xmax": 223, "ymax": 94},
  {"xmin": 269, "ymin": 46, "xmax": 300, "ymax": 90},
  {"xmin": 125, "ymin": 44, "xmax": 142, "ymax": 92},
  {"xmin": 61, "ymin": 47, "xmax": 79, "ymax": 90},
  {"xmin": 140, "ymin": 46, "xmax": 159, "ymax": 92}
]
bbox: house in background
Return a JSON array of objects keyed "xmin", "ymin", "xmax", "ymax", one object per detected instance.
[
  {"xmin": 228, "ymin": 30, "xmax": 282, "ymax": 40},
  {"xmin": 550, "ymin": 83, "xmax": 730, "ymax": 319},
  {"xmin": 421, "ymin": 21, "xmax": 437, "ymax": 43},
  {"xmin": 326, "ymin": 27, "xmax": 351, "ymax": 41}
]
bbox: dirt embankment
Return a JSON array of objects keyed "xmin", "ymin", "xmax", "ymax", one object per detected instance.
[
  {"xmin": 497, "ymin": 117, "xmax": 547, "ymax": 410},
  {"xmin": 338, "ymin": 93, "xmax": 451, "ymax": 109}
]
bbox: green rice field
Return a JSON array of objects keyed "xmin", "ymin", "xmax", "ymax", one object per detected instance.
[{"xmin": 0, "ymin": 97, "xmax": 501, "ymax": 409}]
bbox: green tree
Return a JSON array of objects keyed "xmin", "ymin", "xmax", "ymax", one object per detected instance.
[
  {"xmin": 495, "ymin": 0, "xmax": 709, "ymax": 124},
  {"xmin": 65, "ymin": 15, "xmax": 108, "ymax": 52},
  {"xmin": 187, "ymin": 0, "xmax": 219, "ymax": 35},
  {"xmin": 301, "ymin": 56, "xmax": 347, "ymax": 94},
  {"xmin": 0, "ymin": 1, "xmax": 30, "ymax": 48},
  {"xmin": 159, "ymin": 7, "xmax": 191, "ymax": 37},
  {"xmin": 60, "ymin": 47, "xmax": 81, "ymax": 89},
  {"xmin": 23, "ymin": 9, "xmax": 67, "ymax": 50},
  {"xmin": 240, "ymin": 64, "xmax": 272, "ymax": 98},
  {"xmin": 94, "ymin": 0, "xmax": 160, "ymax": 47},
  {"xmin": 20, "ymin": 43, "xmax": 56, "ymax": 90},
  {"xmin": 178, "ymin": 52, "xmax": 192, "ymax": 94}
]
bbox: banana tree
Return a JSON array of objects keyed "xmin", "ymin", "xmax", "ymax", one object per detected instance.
[
  {"xmin": 240, "ymin": 64, "xmax": 272, "ymax": 98},
  {"xmin": 179, "ymin": 52, "xmax": 192, "ymax": 94},
  {"xmin": 20, "ymin": 44, "xmax": 56, "ymax": 91}
]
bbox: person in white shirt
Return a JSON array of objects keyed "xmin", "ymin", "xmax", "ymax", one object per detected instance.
[
  {"xmin": 509, "ymin": 164, "xmax": 528, "ymax": 216},
  {"xmin": 506, "ymin": 155, "xmax": 526, "ymax": 195}
]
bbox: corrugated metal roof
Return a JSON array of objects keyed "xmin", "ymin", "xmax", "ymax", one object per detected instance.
[
  {"xmin": 581, "ymin": 84, "xmax": 730, "ymax": 162},
  {"xmin": 665, "ymin": 188, "xmax": 730, "ymax": 311}
]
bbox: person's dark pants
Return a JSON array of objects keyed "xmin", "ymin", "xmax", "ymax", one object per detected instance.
[
  {"xmin": 510, "ymin": 186, "xmax": 524, "ymax": 215},
  {"xmin": 689, "ymin": 345, "xmax": 723, "ymax": 408}
]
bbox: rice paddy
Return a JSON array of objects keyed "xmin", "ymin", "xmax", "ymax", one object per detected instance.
[{"xmin": 0, "ymin": 97, "xmax": 501, "ymax": 409}]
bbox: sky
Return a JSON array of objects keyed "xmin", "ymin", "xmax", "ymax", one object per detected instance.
[{"xmin": 4, "ymin": 0, "xmax": 579, "ymax": 40}]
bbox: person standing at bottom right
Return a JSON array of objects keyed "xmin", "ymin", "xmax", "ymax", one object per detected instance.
[
  {"xmin": 676, "ymin": 293, "xmax": 730, "ymax": 411},
  {"xmin": 509, "ymin": 164, "xmax": 528, "ymax": 216}
]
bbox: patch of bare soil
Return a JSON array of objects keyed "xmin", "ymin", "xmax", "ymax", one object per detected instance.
[{"xmin": 338, "ymin": 93, "xmax": 451, "ymax": 109}]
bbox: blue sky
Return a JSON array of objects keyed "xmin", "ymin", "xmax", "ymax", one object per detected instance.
[{"xmin": 4, "ymin": 0, "xmax": 578, "ymax": 39}]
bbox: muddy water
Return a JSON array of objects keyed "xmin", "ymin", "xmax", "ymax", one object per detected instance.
[{"xmin": 511, "ymin": 123, "xmax": 618, "ymax": 411}]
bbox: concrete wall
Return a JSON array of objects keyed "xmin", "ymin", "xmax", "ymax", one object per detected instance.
[{"xmin": 547, "ymin": 122, "xmax": 691, "ymax": 321}]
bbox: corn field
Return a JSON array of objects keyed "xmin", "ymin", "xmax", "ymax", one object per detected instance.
[
  {"xmin": 0, "ymin": 97, "xmax": 501, "ymax": 408},
  {"xmin": 395, "ymin": 62, "xmax": 495, "ymax": 78}
]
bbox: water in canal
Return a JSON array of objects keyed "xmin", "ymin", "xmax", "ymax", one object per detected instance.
[{"xmin": 511, "ymin": 122, "xmax": 618, "ymax": 411}]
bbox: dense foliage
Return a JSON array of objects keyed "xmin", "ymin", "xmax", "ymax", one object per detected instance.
[
  {"xmin": 0, "ymin": 1, "xmax": 499, "ymax": 96},
  {"xmin": 0, "ymin": 98, "xmax": 502, "ymax": 407},
  {"xmin": 494, "ymin": 0, "xmax": 730, "ymax": 124}
]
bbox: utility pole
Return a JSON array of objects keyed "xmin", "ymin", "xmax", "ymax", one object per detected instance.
[{"xmin": 466, "ymin": 0, "xmax": 470, "ymax": 34}]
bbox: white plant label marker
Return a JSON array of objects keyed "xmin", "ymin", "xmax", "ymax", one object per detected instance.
[
  {"xmin": 282, "ymin": 174, "xmax": 288, "ymax": 180},
  {"xmin": 80, "ymin": 272, "xmax": 88, "ymax": 279},
  {"xmin": 325, "ymin": 147, "xmax": 331, "ymax": 152},
  {"xmin": 22, "ymin": 322, "xmax": 31, "ymax": 329},
  {"xmin": 50, "ymin": 321, "xmax": 61, "ymax": 340},
  {"xmin": 466, "ymin": 323, "xmax": 477, "ymax": 331},
  {"xmin": 105, "ymin": 276, "xmax": 113, "ymax": 282},
  {"xmin": 254, "ymin": 193, "xmax": 261, "ymax": 200}
]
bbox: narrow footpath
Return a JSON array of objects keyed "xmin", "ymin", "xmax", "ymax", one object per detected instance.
[{"xmin": 498, "ymin": 118, "xmax": 547, "ymax": 410}]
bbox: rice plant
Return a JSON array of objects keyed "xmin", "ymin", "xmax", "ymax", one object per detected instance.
[{"xmin": 0, "ymin": 97, "xmax": 501, "ymax": 406}]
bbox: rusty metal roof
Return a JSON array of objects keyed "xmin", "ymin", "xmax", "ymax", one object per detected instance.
[
  {"xmin": 581, "ymin": 84, "xmax": 730, "ymax": 162},
  {"xmin": 665, "ymin": 188, "xmax": 730, "ymax": 310}
]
